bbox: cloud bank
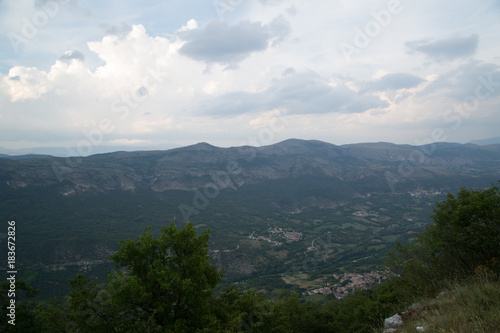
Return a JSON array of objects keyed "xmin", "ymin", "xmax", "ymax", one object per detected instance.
[
  {"xmin": 0, "ymin": 0, "xmax": 499, "ymax": 152},
  {"xmin": 405, "ymin": 35, "xmax": 479, "ymax": 62}
]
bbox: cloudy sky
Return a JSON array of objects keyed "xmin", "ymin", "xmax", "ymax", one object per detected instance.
[{"xmin": 1, "ymin": 0, "xmax": 499, "ymax": 154}]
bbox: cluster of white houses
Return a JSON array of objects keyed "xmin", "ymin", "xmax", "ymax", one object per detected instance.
[{"xmin": 305, "ymin": 271, "xmax": 382, "ymax": 299}]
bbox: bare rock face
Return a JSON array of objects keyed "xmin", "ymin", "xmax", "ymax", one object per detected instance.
[
  {"xmin": 384, "ymin": 303, "xmax": 428, "ymax": 332},
  {"xmin": 384, "ymin": 313, "xmax": 403, "ymax": 331}
]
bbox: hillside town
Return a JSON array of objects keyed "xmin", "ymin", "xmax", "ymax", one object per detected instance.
[
  {"xmin": 269, "ymin": 227, "xmax": 303, "ymax": 242},
  {"xmin": 248, "ymin": 227, "xmax": 303, "ymax": 245},
  {"xmin": 305, "ymin": 271, "xmax": 382, "ymax": 299}
]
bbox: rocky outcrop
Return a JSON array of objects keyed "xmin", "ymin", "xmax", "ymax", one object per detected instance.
[
  {"xmin": 383, "ymin": 313, "xmax": 403, "ymax": 332},
  {"xmin": 383, "ymin": 303, "xmax": 427, "ymax": 332}
]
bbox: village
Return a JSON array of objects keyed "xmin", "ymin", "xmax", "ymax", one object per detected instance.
[
  {"xmin": 352, "ymin": 210, "xmax": 379, "ymax": 218},
  {"xmin": 304, "ymin": 271, "xmax": 382, "ymax": 299},
  {"xmin": 408, "ymin": 188, "xmax": 443, "ymax": 198},
  {"xmin": 248, "ymin": 227, "xmax": 303, "ymax": 245},
  {"xmin": 268, "ymin": 227, "xmax": 303, "ymax": 242}
]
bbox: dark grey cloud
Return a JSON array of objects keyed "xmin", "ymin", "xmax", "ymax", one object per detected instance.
[
  {"xmin": 360, "ymin": 73, "xmax": 425, "ymax": 93},
  {"xmin": 179, "ymin": 20, "xmax": 268, "ymax": 65},
  {"xmin": 405, "ymin": 35, "xmax": 478, "ymax": 62},
  {"xmin": 59, "ymin": 50, "xmax": 85, "ymax": 63},
  {"xmin": 419, "ymin": 60, "xmax": 500, "ymax": 100},
  {"xmin": 178, "ymin": 18, "xmax": 291, "ymax": 67},
  {"xmin": 136, "ymin": 86, "xmax": 148, "ymax": 98},
  {"xmin": 198, "ymin": 71, "xmax": 388, "ymax": 116},
  {"xmin": 101, "ymin": 23, "xmax": 133, "ymax": 38}
]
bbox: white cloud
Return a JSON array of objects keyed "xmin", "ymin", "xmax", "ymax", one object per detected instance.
[
  {"xmin": 107, "ymin": 138, "xmax": 150, "ymax": 145},
  {"xmin": 88, "ymin": 24, "xmax": 171, "ymax": 95},
  {"xmin": 359, "ymin": 73, "xmax": 425, "ymax": 94},
  {"xmin": 1, "ymin": 24, "xmax": 175, "ymax": 103},
  {"xmin": 2, "ymin": 66, "xmax": 50, "ymax": 101},
  {"xmin": 0, "ymin": 0, "xmax": 500, "ymax": 150},
  {"xmin": 179, "ymin": 18, "xmax": 198, "ymax": 32}
]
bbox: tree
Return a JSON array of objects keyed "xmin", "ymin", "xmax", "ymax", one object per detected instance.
[
  {"xmin": 386, "ymin": 184, "xmax": 500, "ymax": 297},
  {"xmin": 431, "ymin": 184, "xmax": 500, "ymax": 274},
  {"xmin": 43, "ymin": 222, "xmax": 222, "ymax": 332},
  {"xmin": 0, "ymin": 279, "xmax": 40, "ymax": 332},
  {"xmin": 107, "ymin": 222, "xmax": 223, "ymax": 331}
]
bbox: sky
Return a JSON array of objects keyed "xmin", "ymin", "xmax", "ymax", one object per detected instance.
[{"xmin": 0, "ymin": 0, "xmax": 499, "ymax": 155}]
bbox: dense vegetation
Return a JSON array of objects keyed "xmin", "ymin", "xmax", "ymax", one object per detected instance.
[
  {"xmin": 1, "ymin": 184, "xmax": 499, "ymax": 332},
  {"xmin": 1, "ymin": 178, "xmax": 445, "ymax": 300},
  {"xmin": 386, "ymin": 185, "xmax": 500, "ymax": 298},
  {"xmin": 2, "ymin": 139, "xmax": 500, "ymax": 300}
]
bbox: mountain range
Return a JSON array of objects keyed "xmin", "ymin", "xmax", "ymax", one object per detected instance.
[
  {"xmin": 1, "ymin": 136, "xmax": 499, "ymax": 157},
  {"xmin": 2, "ymin": 139, "xmax": 500, "ymax": 195},
  {"xmin": 1, "ymin": 139, "xmax": 499, "ymax": 299}
]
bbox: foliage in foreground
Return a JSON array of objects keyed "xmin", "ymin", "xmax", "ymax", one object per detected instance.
[
  {"xmin": 2, "ymin": 184, "xmax": 500, "ymax": 332},
  {"xmin": 1, "ymin": 221, "xmax": 400, "ymax": 332},
  {"xmin": 385, "ymin": 185, "xmax": 500, "ymax": 299},
  {"xmin": 396, "ymin": 277, "xmax": 500, "ymax": 333}
]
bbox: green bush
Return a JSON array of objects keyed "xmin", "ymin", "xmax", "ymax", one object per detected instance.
[{"xmin": 385, "ymin": 184, "xmax": 500, "ymax": 299}]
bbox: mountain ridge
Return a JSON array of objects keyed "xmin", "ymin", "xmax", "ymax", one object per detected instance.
[
  {"xmin": 1, "ymin": 139, "xmax": 499, "ymax": 195},
  {"xmin": 2, "ymin": 138, "xmax": 500, "ymax": 300}
]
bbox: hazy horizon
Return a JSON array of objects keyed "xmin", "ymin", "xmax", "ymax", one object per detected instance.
[
  {"xmin": 1, "ymin": 1, "xmax": 499, "ymax": 153},
  {"xmin": 2, "ymin": 136, "xmax": 500, "ymax": 158}
]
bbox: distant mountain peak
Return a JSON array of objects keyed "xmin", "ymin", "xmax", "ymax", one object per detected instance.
[
  {"xmin": 185, "ymin": 142, "xmax": 217, "ymax": 151},
  {"xmin": 278, "ymin": 138, "xmax": 337, "ymax": 147},
  {"xmin": 1, "ymin": 139, "xmax": 500, "ymax": 195}
]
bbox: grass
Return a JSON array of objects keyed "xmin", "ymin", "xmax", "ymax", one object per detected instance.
[
  {"xmin": 381, "ymin": 235, "xmax": 399, "ymax": 242},
  {"xmin": 282, "ymin": 274, "xmax": 324, "ymax": 289},
  {"xmin": 368, "ymin": 244, "xmax": 386, "ymax": 251},
  {"xmin": 394, "ymin": 277, "xmax": 500, "ymax": 332}
]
